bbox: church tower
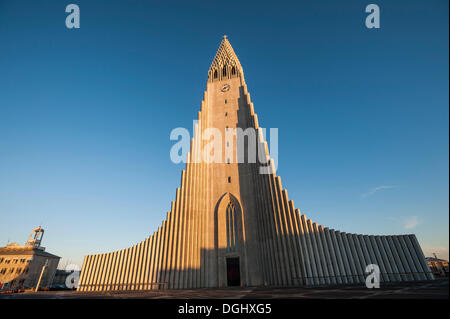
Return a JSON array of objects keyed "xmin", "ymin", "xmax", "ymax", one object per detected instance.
[{"xmin": 78, "ymin": 37, "xmax": 434, "ymax": 291}]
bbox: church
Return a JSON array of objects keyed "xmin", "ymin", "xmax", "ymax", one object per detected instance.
[{"xmin": 77, "ymin": 37, "xmax": 434, "ymax": 291}]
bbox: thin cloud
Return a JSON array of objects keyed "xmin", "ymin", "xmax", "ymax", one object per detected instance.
[
  {"xmin": 403, "ymin": 216, "xmax": 421, "ymax": 229},
  {"xmin": 362, "ymin": 185, "xmax": 396, "ymax": 198},
  {"xmin": 388, "ymin": 215, "xmax": 422, "ymax": 230}
]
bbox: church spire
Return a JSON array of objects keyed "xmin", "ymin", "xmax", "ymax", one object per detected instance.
[{"xmin": 208, "ymin": 36, "xmax": 243, "ymax": 82}]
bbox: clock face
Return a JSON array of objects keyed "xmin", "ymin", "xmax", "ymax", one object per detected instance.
[{"xmin": 221, "ymin": 84, "xmax": 230, "ymax": 92}]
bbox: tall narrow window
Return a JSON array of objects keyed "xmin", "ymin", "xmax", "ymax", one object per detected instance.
[
  {"xmin": 214, "ymin": 70, "xmax": 218, "ymax": 79},
  {"xmin": 231, "ymin": 67, "xmax": 236, "ymax": 75},
  {"xmin": 223, "ymin": 67, "xmax": 227, "ymax": 77},
  {"xmin": 226, "ymin": 202, "xmax": 237, "ymax": 252}
]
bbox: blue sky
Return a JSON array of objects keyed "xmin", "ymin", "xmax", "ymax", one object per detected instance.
[{"xmin": 0, "ymin": 0, "xmax": 448, "ymax": 267}]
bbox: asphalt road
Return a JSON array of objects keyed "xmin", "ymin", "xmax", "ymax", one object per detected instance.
[{"xmin": 0, "ymin": 279, "xmax": 448, "ymax": 299}]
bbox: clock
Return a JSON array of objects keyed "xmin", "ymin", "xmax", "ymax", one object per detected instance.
[{"xmin": 221, "ymin": 84, "xmax": 230, "ymax": 92}]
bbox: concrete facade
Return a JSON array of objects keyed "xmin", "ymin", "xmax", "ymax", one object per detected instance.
[
  {"xmin": 78, "ymin": 37, "xmax": 434, "ymax": 291},
  {"xmin": 0, "ymin": 227, "xmax": 60, "ymax": 290}
]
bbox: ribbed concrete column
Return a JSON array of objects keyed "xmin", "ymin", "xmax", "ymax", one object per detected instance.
[
  {"xmin": 335, "ymin": 231, "xmax": 353, "ymax": 284},
  {"xmin": 362, "ymin": 236, "xmax": 380, "ymax": 281},
  {"xmin": 169, "ymin": 190, "xmax": 181, "ymax": 289},
  {"xmin": 323, "ymin": 228, "xmax": 340, "ymax": 284},
  {"xmin": 78, "ymin": 255, "xmax": 90, "ymax": 291},
  {"xmin": 256, "ymin": 163, "xmax": 273, "ymax": 285},
  {"xmin": 341, "ymin": 233, "xmax": 359, "ymax": 283},
  {"xmin": 257, "ymin": 170, "xmax": 277, "ymax": 285},
  {"xmin": 402, "ymin": 235, "xmax": 425, "ymax": 280},
  {"xmin": 103, "ymin": 253, "xmax": 112, "ymax": 291},
  {"xmin": 120, "ymin": 249, "xmax": 129, "ymax": 290},
  {"xmin": 107, "ymin": 252, "xmax": 117, "ymax": 290},
  {"xmin": 84, "ymin": 255, "xmax": 94, "ymax": 291},
  {"xmin": 312, "ymin": 222, "xmax": 330, "ymax": 285},
  {"xmin": 119, "ymin": 250, "xmax": 128, "ymax": 290},
  {"xmin": 130, "ymin": 245, "xmax": 138, "ymax": 290},
  {"xmin": 329, "ymin": 229, "xmax": 348, "ymax": 284},
  {"xmin": 409, "ymin": 235, "xmax": 434, "ymax": 280},
  {"xmin": 111, "ymin": 251, "xmax": 120, "ymax": 290},
  {"xmin": 88, "ymin": 255, "xmax": 100, "ymax": 291},
  {"xmin": 369, "ymin": 236, "xmax": 389, "ymax": 282},
  {"xmin": 404, "ymin": 235, "xmax": 428, "ymax": 280},
  {"xmin": 124, "ymin": 247, "xmax": 133, "ymax": 289},
  {"xmin": 391, "ymin": 236, "xmax": 414, "ymax": 281},
  {"xmin": 379, "ymin": 236, "xmax": 402, "ymax": 282},
  {"xmin": 124, "ymin": 249, "xmax": 131, "ymax": 290},
  {"xmin": 267, "ymin": 173, "xmax": 288, "ymax": 286},
  {"xmin": 159, "ymin": 221, "xmax": 168, "ymax": 288},
  {"xmin": 356, "ymin": 235, "xmax": 372, "ymax": 282},
  {"xmin": 128, "ymin": 245, "xmax": 138, "ymax": 290},
  {"xmin": 97, "ymin": 254, "xmax": 106, "ymax": 290},
  {"xmin": 385, "ymin": 236, "xmax": 406, "ymax": 282},
  {"xmin": 138, "ymin": 239, "xmax": 148, "ymax": 290},
  {"xmin": 191, "ymin": 156, "xmax": 198, "ymax": 288},
  {"xmin": 143, "ymin": 239, "xmax": 151, "ymax": 290},
  {"xmin": 164, "ymin": 210, "xmax": 174, "ymax": 287},
  {"xmin": 398, "ymin": 235, "xmax": 421, "ymax": 281},
  {"xmin": 185, "ymin": 162, "xmax": 193, "ymax": 289},
  {"xmin": 151, "ymin": 228, "xmax": 161, "ymax": 289},
  {"xmin": 297, "ymin": 212, "xmax": 314, "ymax": 285},
  {"xmin": 177, "ymin": 171, "xmax": 187, "ymax": 289},
  {"xmin": 198, "ymin": 159, "xmax": 205, "ymax": 288},
  {"xmin": 308, "ymin": 219, "xmax": 325, "ymax": 285},
  {"xmin": 301, "ymin": 215, "xmax": 319, "ymax": 285},
  {"xmin": 375, "ymin": 236, "xmax": 395, "ymax": 282},
  {"xmin": 135, "ymin": 244, "xmax": 143, "ymax": 289},
  {"xmin": 94, "ymin": 254, "xmax": 106, "ymax": 291},
  {"xmin": 160, "ymin": 222, "xmax": 168, "ymax": 289},
  {"xmin": 273, "ymin": 176, "xmax": 293, "ymax": 285},
  {"xmin": 253, "ymin": 170, "xmax": 269, "ymax": 284},
  {"xmin": 351, "ymin": 234, "xmax": 367, "ymax": 283},
  {"xmin": 347, "ymin": 234, "xmax": 364, "ymax": 283},
  {"xmin": 91, "ymin": 254, "xmax": 102, "ymax": 291},
  {"xmin": 263, "ymin": 171, "xmax": 283, "ymax": 286},
  {"xmin": 162, "ymin": 212, "xmax": 172, "ymax": 287},
  {"xmin": 144, "ymin": 237, "xmax": 153, "ymax": 290},
  {"xmin": 112, "ymin": 250, "xmax": 123, "ymax": 290},
  {"xmin": 83, "ymin": 255, "xmax": 92, "ymax": 291},
  {"xmin": 99, "ymin": 254, "xmax": 109, "ymax": 291},
  {"xmin": 282, "ymin": 192, "xmax": 302, "ymax": 285},
  {"xmin": 148, "ymin": 235, "xmax": 157, "ymax": 290},
  {"xmin": 135, "ymin": 242, "xmax": 144, "ymax": 290},
  {"xmin": 291, "ymin": 207, "xmax": 308, "ymax": 286},
  {"xmin": 99, "ymin": 253, "xmax": 111, "ymax": 291}
]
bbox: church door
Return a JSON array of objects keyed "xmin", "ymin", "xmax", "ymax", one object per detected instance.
[{"xmin": 226, "ymin": 257, "xmax": 240, "ymax": 286}]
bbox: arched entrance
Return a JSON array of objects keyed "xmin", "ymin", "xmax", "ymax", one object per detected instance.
[{"xmin": 214, "ymin": 193, "xmax": 247, "ymax": 287}]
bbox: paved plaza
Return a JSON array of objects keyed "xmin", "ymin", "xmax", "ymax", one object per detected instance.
[{"xmin": 0, "ymin": 279, "xmax": 447, "ymax": 299}]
